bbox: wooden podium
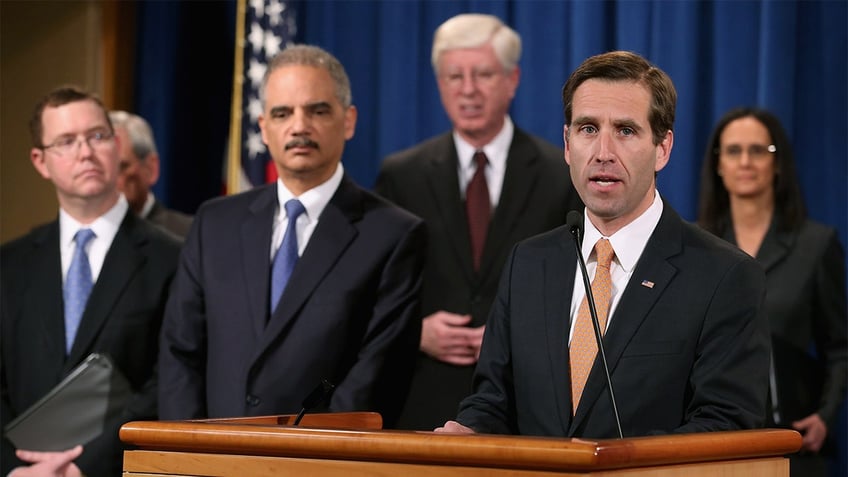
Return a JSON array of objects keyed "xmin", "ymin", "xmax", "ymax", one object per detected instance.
[{"xmin": 120, "ymin": 414, "xmax": 801, "ymax": 476}]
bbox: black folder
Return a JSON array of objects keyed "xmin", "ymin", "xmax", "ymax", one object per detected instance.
[{"xmin": 3, "ymin": 353, "xmax": 131, "ymax": 451}]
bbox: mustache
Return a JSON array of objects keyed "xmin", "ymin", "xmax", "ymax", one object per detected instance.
[{"xmin": 284, "ymin": 138, "xmax": 320, "ymax": 150}]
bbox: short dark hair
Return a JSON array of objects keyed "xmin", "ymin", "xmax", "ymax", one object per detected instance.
[
  {"xmin": 562, "ymin": 51, "xmax": 676, "ymax": 146},
  {"xmin": 29, "ymin": 86, "xmax": 112, "ymax": 148},
  {"xmin": 697, "ymin": 107, "xmax": 806, "ymax": 234}
]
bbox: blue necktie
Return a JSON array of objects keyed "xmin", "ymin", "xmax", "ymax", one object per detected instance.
[
  {"xmin": 270, "ymin": 199, "xmax": 305, "ymax": 313},
  {"xmin": 64, "ymin": 228, "xmax": 96, "ymax": 354}
]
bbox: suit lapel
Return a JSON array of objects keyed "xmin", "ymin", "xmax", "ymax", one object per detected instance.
[
  {"xmin": 543, "ymin": 228, "xmax": 578, "ymax": 435},
  {"xmin": 241, "ymin": 185, "xmax": 278, "ymax": 338},
  {"xmin": 26, "ymin": 221, "xmax": 68, "ymax": 366},
  {"xmin": 147, "ymin": 200, "xmax": 164, "ymax": 222},
  {"xmin": 719, "ymin": 217, "xmax": 790, "ymax": 272},
  {"xmin": 424, "ymin": 136, "xmax": 475, "ymax": 278},
  {"xmin": 483, "ymin": 130, "xmax": 542, "ymax": 277},
  {"xmin": 258, "ymin": 177, "xmax": 360, "ymax": 352},
  {"xmin": 569, "ymin": 205, "xmax": 683, "ymax": 434},
  {"xmin": 755, "ymin": 223, "xmax": 793, "ymax": 272},
  {"xmin": 66, "ymin": 213, "xmax": 146, "ymax": 368}
]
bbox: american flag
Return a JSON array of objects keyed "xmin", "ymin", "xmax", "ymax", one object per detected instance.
[{"xmin": 227, "ymin": 0, "xmax": 298, "ymax": 194}]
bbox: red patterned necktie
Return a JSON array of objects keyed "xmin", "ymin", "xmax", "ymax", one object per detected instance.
[
  {"xmin": 466, "ymin": 151, "xmax": 490, "ymax": 270},
  {"xmin": 569, "ymin": 238, "xmax": 615, "ymax": 414}
]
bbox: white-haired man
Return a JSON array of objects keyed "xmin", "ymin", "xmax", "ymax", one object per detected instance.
[
  {"xmin": 110, "ymin": 110, "xmax": 193, "ymax": 238},
  {"xmin": 376, "ymin": 13, "xmax": 582, "ymax": 430}
]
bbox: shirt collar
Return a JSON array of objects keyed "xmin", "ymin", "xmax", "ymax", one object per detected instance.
[
  {"xmin": 453, "ymin": 115, "xmax": 514, "ymax": 173},
  {"xmin": 139, "ymin": 192, "xmax": 156, "ymax": 218},
  {"xmin": 275, "ymin": 163, "xmax": 344, "ymax": 221},
  {"xmin": 581, "ymin": 191, "xmax": 663, "ymax": 272},
  {"xmin": 59, "ymin": 195, "xmax": 128, "ymax": 248}
]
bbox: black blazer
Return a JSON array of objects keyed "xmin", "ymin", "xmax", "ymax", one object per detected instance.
[
  {"xmin": 1, "ymin": 212, "xmax": 181, "ymax": 476},
  {"xmin": 375, "ymin": 128, "xmax": 582, "ymax": 429},
  {"xmin": 158, "ymin": 176, "xmax": 426, "ymax": 427},
  {"xmin": 146, "ymin": 199, "xmax": 193, "ymax": 239},
  {"xmin": 724, "ymin": 219, "xmax": 847, "ymax": 431},
  {"xmin": 456, "ymin": 203, "xmax": 771, "ymax": 437}
]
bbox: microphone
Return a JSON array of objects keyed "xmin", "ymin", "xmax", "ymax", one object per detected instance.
[
  {"xmin": 566, "ymin": 211, "xmax": 623, "ymax": 439},
  {"xmin": 293, "ymin": 379, "xmax": 335, "ymax": 425}
]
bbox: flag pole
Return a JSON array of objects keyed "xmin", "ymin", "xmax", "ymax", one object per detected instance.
[{"xmin": 226, "ymin": 0, "xmax": 247, "ymax": 195}]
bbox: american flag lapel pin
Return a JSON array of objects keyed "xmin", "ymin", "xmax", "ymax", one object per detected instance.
[{"xmin": 640, "ymin": 279, "xmax": 655, "ymax": 289}]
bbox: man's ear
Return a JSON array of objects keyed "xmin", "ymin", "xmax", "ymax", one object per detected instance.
[
  {"xmin": 344, "ymin": 105, "xmax": 357, "ymax": 140},
  {"xmin": 654, "ymin": 130, "xmax": 673, "ymax": 173},
  {"xmin": 30, "ymin": 148, "xmax": 51, "ymax": 180},
  {"xmin": 145, "ymin": 153, "xmax": 161, "ymax": 186}
]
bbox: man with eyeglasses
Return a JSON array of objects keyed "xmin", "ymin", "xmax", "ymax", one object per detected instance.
[
  {"xmin": 1, "ymin": 86, "xmax": 181, "ymax": 476},
  {"xmin": 375, "ymin": 13, "xmax": 582, "ymax": 430}
]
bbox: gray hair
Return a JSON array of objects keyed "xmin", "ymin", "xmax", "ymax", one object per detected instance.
[
  {"xmin": 108, "ymin": 110, "xmax": 158, "ymax": 159},
  {"xmin": 431, "ymin": 14, "xmax": 522, "ymax": 73},
  {"xmin": 260, "ymin": 44, "xmax": 352, "ymax": 108}
]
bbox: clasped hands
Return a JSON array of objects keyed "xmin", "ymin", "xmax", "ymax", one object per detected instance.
[{"xmin": 420, "ymin": 311, "xmax": 485, "ymax": 366}]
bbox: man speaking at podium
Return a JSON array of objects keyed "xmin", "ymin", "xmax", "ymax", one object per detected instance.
[{"xmin": 437, "ymin": 51, "xmax": 770, "ymax": 438}]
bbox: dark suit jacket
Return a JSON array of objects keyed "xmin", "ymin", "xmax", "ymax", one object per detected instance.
[
  {"xmin": 723, "ymin": 219, "xmax": 847, "ymax": 432},
  {"xmin": 146, "ymin": 199, "xmax": 193, "ymax": 239},
  {"xmin": 375, "ymin": 128, "xmax": 582, "ymax": 429},
  {"xmin": 158, "ymin": 175, "xmax": 425, "ymax": 427},
  {"xmin": 1, "ymin": 212, "xmax": 181, "ymax": 476},
  {"xmin": 455, "ymin": 203, "xmax": 770, "ymax": 438}
]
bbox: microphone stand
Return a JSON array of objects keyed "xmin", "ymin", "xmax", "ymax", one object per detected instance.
[
  {"xmin": 293, "ymin": 379, "xmax": 335, "ymax": 425},
  {"xmin": 568, "ymin": 211, "xmax": 623, "ymax": 439}
]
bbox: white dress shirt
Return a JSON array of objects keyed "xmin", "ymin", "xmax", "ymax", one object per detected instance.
[
  {"xmin": 568, "ymin": 191, "xmax": 664, "ymax": 342},
  {"xmin": 59, "ymin": 195, "xmax": 128, "ymax": 284},
  {"xmin": 453, "ymin": 115, "xmax": 514, "ymax": 208},
  {"xmin": 269, "ymin": 163, "xmax": 344, "ymax": 261}
]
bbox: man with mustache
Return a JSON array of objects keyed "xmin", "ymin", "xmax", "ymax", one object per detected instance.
[
  {"xmin": 158, "ymin": 45, "xmax": 426, "ymax": 427},
  {"xmin": 437, "ymin": 51, "xmax": 770, "ymax": 438},
  {"xmin": 1, "ymin": 86, "xmax": 181, "ymax": 476},
  {"xmin": 376, "ymin": 13, "xmax": 582, "ymax": 430}
]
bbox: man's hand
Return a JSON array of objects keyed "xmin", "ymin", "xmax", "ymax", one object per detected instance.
[
  {"xmin": 9, "ymin": 445, "xmax": 84, "ymax": 477},
  {"xmin": 420, "ymin": 311, "xmax": 485, "ymax": 365},
  {"xmin": 793, "ymin": 413, "xmax": 828, "ymax": 452},
  {"xmin": 434, "ymin": 420, "xmax": 475, "ymax": 433}
]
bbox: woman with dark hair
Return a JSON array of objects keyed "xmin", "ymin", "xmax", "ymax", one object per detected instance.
[{"xmin": 698, "ymin": 107, "xmax": 847, "ymax": 476}]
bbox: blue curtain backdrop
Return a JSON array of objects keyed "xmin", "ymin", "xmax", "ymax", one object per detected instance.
[
  {"xmin": 139, "ymin": 0, "xmax": 847, "ymax": 248},
  {"xmin": 136, "ymin": 2, "xmax": 846, "ymax": 473},
  {"xmin": 135, "ymin": 1, "xmax": 236, "ymax": 212}
]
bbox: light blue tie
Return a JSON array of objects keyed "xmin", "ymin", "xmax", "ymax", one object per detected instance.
[
  {"xmin": 64, "ymin": 228, "xmax": 96, "ymax": 354},
  {"xmin": 270, "ymin": 199, "xmax": 305, "ymax": 313}
]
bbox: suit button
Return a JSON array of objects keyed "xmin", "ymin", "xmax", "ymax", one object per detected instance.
[{"xmin": 246, "ymin": 394, "xmax": 260, "ymax": 407}]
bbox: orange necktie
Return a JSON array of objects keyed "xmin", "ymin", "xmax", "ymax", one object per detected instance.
[{"xmin": 570, "ymin": 238, "xmax": 615, "ymax": 414}]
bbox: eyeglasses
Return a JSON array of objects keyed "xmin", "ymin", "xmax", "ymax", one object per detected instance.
[
  {"xmin": 440, "ymin": 68, "xmax": 503, "ymax": 89},
  {"xmin": 41, "ymin": 129, "xmax": 115, "ymax": 157},
  {"xmin": 718, "ymin": 144, "xmax": 776, "ymax": 160}
]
